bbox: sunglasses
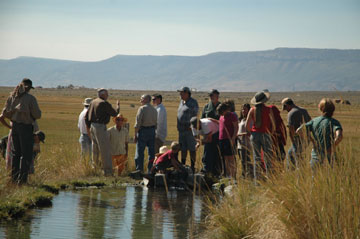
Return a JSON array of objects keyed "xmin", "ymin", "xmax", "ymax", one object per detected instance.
[
  {"xmin": 115, "ymin": 118, "xmax": 124, "ymax": 122},
  {"xmin": 152, "ymin": 98, "xmax": 156, "ymax": 101}
]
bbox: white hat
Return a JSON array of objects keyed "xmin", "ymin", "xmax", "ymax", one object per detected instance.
[
  {"xmin": 83, "ymin": 98, "xmax": 93, "ymax": 106},
  {"xmin": 159, "ymin": 146, "xmax": 169, "ymax": 154}
]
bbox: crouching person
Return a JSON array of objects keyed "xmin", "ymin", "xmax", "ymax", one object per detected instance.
[
  {"xmin": 108, "ymin": 114, "xmax": 129, "ymax": 176},
  {"xmin": 151, "ymin": 142, "xmax": 184, "ymax": 174}
]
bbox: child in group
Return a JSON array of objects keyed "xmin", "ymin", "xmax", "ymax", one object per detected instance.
[
  {"xmin": 237, "ymin": 103, "xmax": 252, "ymax": 178},
  {"xmin": 218, "ymin": 101, "xmax": 239, "ymax": 178},
  {"xmin": 151, "ymin": 141, "xmax": 184, "ymax": 174},
  {"xmin": 108, "ymin": 114, "xmax": 129, "ymax": 176}
]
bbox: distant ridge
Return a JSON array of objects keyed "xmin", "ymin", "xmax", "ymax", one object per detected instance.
[{"xmin": 1, "ymin": 48, "xmax": 359, "ymax": 91}]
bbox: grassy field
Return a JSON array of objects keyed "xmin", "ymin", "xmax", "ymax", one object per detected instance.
[{"xmin": 0, "ymin": 87, "xmax": 359, "ymax": 237}]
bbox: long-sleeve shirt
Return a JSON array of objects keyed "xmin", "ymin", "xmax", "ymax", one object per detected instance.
[
  {"xmin": 78, "ymin": 107, "xmax": 88, "ymax": 134},
  {"xmin": 85, "ymin": 97, "xmax": 119, "ymax": 127},
  {"xmin": 155, "ymin": 103, "xmax": 167, "ymax": 142},
  {"xmin": 134, "ymin": 103, "xmax": 158, "ymax": 129},
  {"xmin": 2, "ymin": 93, "xmax": 41, "ymax": 124},
  {"xmin": 177, "ymin": 97, "xmax": 199, "ymax": 132}
]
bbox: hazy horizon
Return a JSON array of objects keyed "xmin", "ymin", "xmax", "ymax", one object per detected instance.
[{"xmin": 1, "ymin": 0, "xmax": 359, "ymax": 61}]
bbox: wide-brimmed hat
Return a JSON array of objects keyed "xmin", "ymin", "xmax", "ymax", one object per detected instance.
[
  {"xmin": 250, "ymin": 90, "xmax": 270, "ymax": 105},
  {"xmin": 156, "ymin": 146, "xmax": 169, "ymax": 156},
  {"xmin": 83, "ymin": 98, "xmax": 93, "ymax": 106},
  {"xmin": 34, "ymin": 131, "xmax": 45, "ymax": 143},
  {"xmin": 113, "ymin": 113, "xmax": 127, "ymax": 123}
]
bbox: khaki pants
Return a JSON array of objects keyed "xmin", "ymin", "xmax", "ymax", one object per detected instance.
[
  {"xmin": 91, "ymin": 123, "xmax": 113, "ymax": 176},
  {"xmin": 112, "ymin": 155, "xmax": 127, "ymax": 176}
]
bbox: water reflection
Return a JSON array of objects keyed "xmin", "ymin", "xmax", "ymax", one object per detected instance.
[{"xmin": 0, "ymin": 186, "xmax": 207, "ymax": 239}]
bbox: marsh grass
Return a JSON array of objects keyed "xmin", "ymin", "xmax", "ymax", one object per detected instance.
[
  {"xmin": 207, "ymin": 134, "xmax": 360, "ymax": 239},
  {"xmin": 0, "ymin": 87, "xmax": 359, "ymax": 228}
]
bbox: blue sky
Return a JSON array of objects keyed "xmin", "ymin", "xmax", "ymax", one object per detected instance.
[{"xmin": 0, "ymin": 0, "xmax": 359, "ymax": 61}]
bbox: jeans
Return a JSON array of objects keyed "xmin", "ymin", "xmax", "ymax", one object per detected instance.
[
  {"xmin": 250, "ymin": 132, "xmax": 272, "ymax": 181},
  {"xmin": 287, "ymin": 137, "xmax": 303, "ymax": 169},
  {"xmin": 134, "ymin": 127, "xmax": 156, "ymax": 172},
  {"xmin": 202, "ymin": 132, "xmax": 222, "ymax": 176},
  {"xmin": 11, "ymin": 122, "xmax": 34, "ymax": 184},
  {"xmin": 79, "ymin": 134, "xmax": 92, "ymax": 159}
]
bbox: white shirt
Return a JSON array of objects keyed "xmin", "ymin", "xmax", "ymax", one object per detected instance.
[
  {"xmin": 155, "ymin": 103, "xmax": 167, "ymax": 142},
  {"xmin": 237, "ymin": 118, "xmax": 252, "ymax": 150},
  {"xmin": 192, "ymin": 118, "xmax": 219, "ymax": 136},
  {"xmin": 78, "ymin": 107, "xmax": 88, "ymax": 135}
]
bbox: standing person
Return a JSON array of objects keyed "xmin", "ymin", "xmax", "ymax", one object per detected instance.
[
  {"xmin": 108, "ymin": 114, "xmax": 129, "ymax": 176},
  {"xmin": 237, "ymin": 103, "xmax": 253, "ymax": 178},
  {"xmin": 177, "ymin": 87, "xmax": 199, "ymax": 172},
  {"xmin": 246, "ymin": 90, "xmax": 274, "ymax": 181},
  {"xmin": 152, "ymin": 94, "xmax": 167, "ymax": 154},
  {"xmin": 85, "ymin": 88, "xmax": 119, "ymax": 176},
  {"xmin": 201, "ymin": 89, "xmax": 220, "ymax": 120},
  {"xmin": 200, "ymin": 89, "xmax": 221, "ymax": 176},
  {"xmin": 1, "ymin": 78, "xmax": 41, "ymax": 184},
  {"xmin": 301, "ymin": 98, "xmax": 342, "ymax": 168},
  {"xmin": 268, "ymin": 105, "xmax": 287, "ymax": 162},
  {"xmin": 281, "ymin": 98, "xmax": 311, "ymax": 168},
  {"xmin": 29, "ymin": 130, "xmax": 45, "ymax": 174},
  {"xmin": 134, "ymin": 94, "xmax": 158, "ymax": 173},
  {"xmin": 78, "ymin": 98, "xmax": 92, "ymax": 160},
  {"xmin": 218, "ymin": 101, "xmax": 239, "ymax": 178}
]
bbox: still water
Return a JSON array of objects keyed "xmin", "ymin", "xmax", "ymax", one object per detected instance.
[{"xmin": 0, "ymin": 187, "xmax": 208, "ymax": 239}]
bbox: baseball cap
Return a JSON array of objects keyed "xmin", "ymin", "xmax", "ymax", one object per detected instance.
[{"xmin": 177, "ymin": 86, "xmax": 191, "ymax": 94}]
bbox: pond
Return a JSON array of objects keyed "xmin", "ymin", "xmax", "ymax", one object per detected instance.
[{"xmin": 0, "ymin": 186, "xmax": 209, "ymax": 239}]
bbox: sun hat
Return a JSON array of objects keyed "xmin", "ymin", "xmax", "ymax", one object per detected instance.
[
  {"xmin": 155, "ymin": 145, "xmax": 169, "ymax": 157},
  {"xmin": 250, "ymin": 90, "xmax": 270, "ymax": 105},
  {"xmin": 83, "ymin": 98, "xmax": 93, "ymax": 106},
  {"xmin": 113, "ymin": 113, "xmax": 127, "ymax": 123}
]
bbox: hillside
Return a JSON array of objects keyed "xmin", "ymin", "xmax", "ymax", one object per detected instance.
[{"xmin": 1, "ymin": 48, "xmax": 359, "ymax": 91}]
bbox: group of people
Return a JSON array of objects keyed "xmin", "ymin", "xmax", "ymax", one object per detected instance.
[
  {"xmin": 1, "ymin": 78, "xmax": 344, "ymax": 184},
  {"xmin": 78, "ymin": 86, "xmax": 344, "ymax": 181}
]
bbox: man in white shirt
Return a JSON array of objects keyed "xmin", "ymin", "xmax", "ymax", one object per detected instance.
[
  {"xmin": 78, "ymin": 98, "xmax": 92, "ymax": 159},
  {"xmin": 152, "ymin": 94, "xmax": 167, "ymax": 154}
]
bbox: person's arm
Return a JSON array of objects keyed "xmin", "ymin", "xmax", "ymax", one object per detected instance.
[
  {"xmin": 134, "ymin": 107, "xmax": 143, "ymax": 143},
  {"xmin": 125, "ymin": 142, "xmax": 129, "ymax": 156},
  {"xmin": 105, "ymin": 101, "xmax": 119, "ymax": 117},
  {"xmin": 246, "ymin": 108, "xmax": 254, "ymax": 132},
  {"xmin": 0, "ymin": 114, "xmax": 11, "ymax": 129},
  {"xmin": 232, "ymin": 120, "xmax": 239, "ymax": 144},
  {"xmin": 334, "ymin": 129, "xmax": 343, "ymax": 146},
  {"xmin": 30, "ymin": 97, "xmax": 42, "ymax": 120},
  {"xmin": 289, "ymin": 125, "xmax": 296, "ymax": 143},
  {"xmin": 84, "ymin": 109, "xmax": 92, "ymax": 141}
]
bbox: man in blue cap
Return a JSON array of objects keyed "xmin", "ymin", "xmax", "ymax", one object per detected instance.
[{"xmin": 177, "ymin": 87, "xmax": 199, "ymax": 172}]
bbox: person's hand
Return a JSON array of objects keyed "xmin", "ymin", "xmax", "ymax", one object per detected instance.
[{"xmin": 196, "ymin": 142, "xmax": 200, "ymax": 150}]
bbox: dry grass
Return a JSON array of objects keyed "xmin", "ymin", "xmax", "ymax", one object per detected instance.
[{"xmin": 0, "ymin": 87, "xmax": 359, "ymax": 233}]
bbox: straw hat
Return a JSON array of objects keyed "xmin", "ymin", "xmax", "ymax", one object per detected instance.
[
  {"xmin": 113, "ymin": 113, "xmax": 127, "ymax": 123},
  {"xmin": 83, "ymin": 98, "xmax": 93, "ymax": 106},
  {"xmin": 155, "ymin": 146, "xmax": 169, "ymax": 156},
  {"xmin": 250, "ymin": 90, "xmax": 270, "ymax": 105}
]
